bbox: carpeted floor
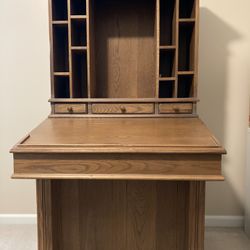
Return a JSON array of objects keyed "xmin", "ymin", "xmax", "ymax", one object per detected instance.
[{"xmin": 0, "ymin": 225, "xmax": 250, "ymax": 250}]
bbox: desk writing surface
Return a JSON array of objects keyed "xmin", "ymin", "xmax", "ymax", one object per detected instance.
[
  {"xmin": 12, "ymin": 117, "xmax": 225, "ymax": 154},
  {"xmin": 11, "ymin": 117, "xmax": 225, "ymax": 180}
]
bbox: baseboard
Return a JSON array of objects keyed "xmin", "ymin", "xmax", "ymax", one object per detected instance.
[
  {"xmin": 205, "ymin": 215, "xmax": 244, "ymax": 227},
  {"xmin": 0, "ymin": 214, "xmax": 244, "ymax": 227},
  {"xmin": 0, "ymin": 214, "xmax": 37, "ymax": 225}
]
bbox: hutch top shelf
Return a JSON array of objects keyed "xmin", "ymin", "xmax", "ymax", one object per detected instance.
[{"xmin": 49, "ymin": 0, "xmax": 199, "ymax": 117}]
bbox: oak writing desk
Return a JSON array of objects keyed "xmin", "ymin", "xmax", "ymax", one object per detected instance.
[
  {"xmin": 11, "ymin": 0, "xmax": 225, "ymax": 249},
  {"xmin": 11, "ymin": 118, "xmax": 225, "ymax": 249}
]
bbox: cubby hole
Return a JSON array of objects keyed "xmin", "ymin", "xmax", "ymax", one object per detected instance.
[
  {"xmin": 52, "ymin": 0, "xmax": 68, "ymax": 20},
  {"xmin": 71, "ymin": 19, "xmax": 87, "ymax": 46},
  {"xmin": 179, "ymin": 0, "xmax": 195, "ymax": 18},
  {"xmin": 72, "ymin": 51, "xmax": 88, "ymax": 98},
  {"xmin": 71, "ymin": 0, "xmax": 86, "ymax": 15},
  {"xmin": 54, "ymin": 76, "xmax": 70, "ymax": 98},
  {"xmin": 178, "ymin": 23, "xmax": 194, "ymax": 71},
  {"xmin": 159, "ymin": 81, "xmax": 175, "ymax": 98},
  {"xmin": 160, "ymin": 0, "xmax": 176, "ymax": 46},
  {"xmin": 53, "ymin": 25, "xmax": 69, "ymax": 72},
  {"xmin": 91, "ymin": 0, "xmax": 156, "ymax": 98},
  {"xmin": 177, "ymin": 75, "xmax": 193, "ymax": 98},
  {"xmin": 160, "ymin": 50, "xmax": 175, "ymax": 78}
]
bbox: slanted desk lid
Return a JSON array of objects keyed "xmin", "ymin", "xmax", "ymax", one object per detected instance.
[{"xmin": 11, "ymin": 117, "xmax": 226, "ymax": 154}]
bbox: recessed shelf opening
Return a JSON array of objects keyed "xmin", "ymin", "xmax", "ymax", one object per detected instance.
[
  {"xmin": 159, "ymin": 81, "xmax": 175, "ymax": 98},
  {"xmin": 91, "ymin": 0, "xmax": 156, "ymax": 98},
  {"xmin": 160, "ymin": 0, "xmax": 176, "ymax": 46},
  {"xmin": 72, "ymin": 51, "xmax": 88, "ymax": 98},
  {"xmin": 160, "ymin": 50, "xmax": 175, "ymax": 78},
  {"xmin": 54, "ymin": 76, "xmax": 70, "ymax": 98},
  {"xmin": 179, "ymin": 0, "xmax": 195, "ymax": 18},
  {"xmin": 71, "ymin": 19, "xmax": 87, "ymax": 46},
  {"xmin": 52, "ymin": 0, "xmax": 68, "ymax": 20},
  {"xmin": 71, "ymin": 0, "xmax": 86, "ymax": 15},
  {"xmin": 178, "ymin": 22, "xmax": 195, "ymax": 71},
  {"xmin": 178, "ymin": 75, "xmax": 193, "ymax": 98},
  {"xmin": 53, "ymin": 25, "xmax": 69, "ymax": 72}
]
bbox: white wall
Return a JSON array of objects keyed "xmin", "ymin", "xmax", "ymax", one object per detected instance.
[
  {"xmin": 198, "ymin": 0, "xmax": 250, "ymax": 216},
  {"xmin": 245, "ymin": 129, "xmax": 250, "ymax": 236},
  {"xmin": 0, "ymin": 0, "xmax": 250, "ymax": 217},
  {"xmin": 0, "ymin": 0, "xmax": 50, "ymax": 213}
]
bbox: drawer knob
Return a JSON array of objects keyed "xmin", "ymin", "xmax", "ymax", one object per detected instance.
[
  {"xmin": 120, "ymin": 106, "xmax": 126, "ymax": 113},
  {"xmin": 67, "ymin": 107, "xmax": 73, "ymax": 113},
  {"xmin": 174, "ymin": 107, "xmax": 180, "ymax": 112}
]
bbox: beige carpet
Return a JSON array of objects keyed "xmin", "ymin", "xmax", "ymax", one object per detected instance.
[{"xmin": 0, "ymin": 225, "xmax": 250, "ymax": 250}]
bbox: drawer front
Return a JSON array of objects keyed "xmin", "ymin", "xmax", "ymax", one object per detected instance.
[
  {"xmin": 159, "ymin": 103, "xmax": 193, "ymax": 114},
  {"xmin": 54, "ymin": 104, "xmax": 87, "ymax": 114},
  {"xmin": 92, "ymin": 103, "xmax": 154, "ymax": 114}
]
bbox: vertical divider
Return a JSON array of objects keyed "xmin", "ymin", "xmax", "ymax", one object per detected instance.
[
  {"xmin": 193, "ymin": 0, "xmax": 199, "ymax": 113},
  {"xmin": 156, "ymin": 0, "xmax": 160, "ymax": 100},
  {"xmin": 86, "ymin": 0, "xmax": 91, "ymax": 98},
  {"xmin": 174, "ymin": 0, "xmax": 180, "ymax": 98},
  {"xmin": 67, "ymin": 0, "xmax": 73, "ymax": 98},
  {"xmin": 48, "ymin": 0, "xmax": 55, "ymax": 99}
]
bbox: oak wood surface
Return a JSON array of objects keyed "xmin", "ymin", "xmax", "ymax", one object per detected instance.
[
  {"xmin": 92, "ymin": 103, "xmax": 154, "ymax": 114},
  {"xmin": 54, "ymin": 103, "xmax": 87, "ymax": 114},
  {"xmin": 37, "ymin": 180, "xmax": 53, "ymax": 250},
  {"xmin": 159, "ymin": 103, "xmax": 193, "ymax": 114},
  {"xmin": 13, "ymin": 153, "xmax": 223, "ymax": 180},
  {"xmin": 11, "ymin": 117, "xmax": 224, "ymax": 153},
  {"xmin": 11, "ymin": 117, "xmax": 224, "ymax": 180},
  {"xmin": 92, "ymin": 0, "xmax": 156, "ymax": 99},
  {"xmin": 36, "ymin": 180, "xmax": 206, "ymax": 250},
  {"xmin": 49, "ymin": 0, "xmax": 199, "ymax": 115},
  {"xmin": 18, "ymin": 1, "xmax": 220, "ymax": 249},
  {"xmin": 187, "ymin": 181, "xmax": 205, "ymax": 249}
]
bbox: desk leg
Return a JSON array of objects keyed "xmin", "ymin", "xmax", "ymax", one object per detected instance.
[
  {"xmin": 187, "ymin": 181, "xmax": 206, "ymax": 250},
  {"xmin": 37, "ymin": 180, "xmax": 53, "ymax": 250},
  {"xmin": 36, "ymin": 180, "xmax": 205, "ymax": 250}
]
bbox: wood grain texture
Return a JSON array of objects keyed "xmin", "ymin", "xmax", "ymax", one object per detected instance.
[
  {"xmin": 159, "ymin": 103, "xmax": 193, "ymax": 114},
  {"xmin": 92, "ymin": 103, "xmax": 154, "ymax": 114},
  {"xmin": 16, "ymin": 1, "xmax": 220, "ymax": 250},
  {"xmin": 92, "ymin": 0, "xmax": 156, "ymax": 98},
  {"xmin": 187, "ymin": 181, "xmax": 205, "ymax": 250},
  {"xmin": 54, "ymin": 103, "xmax": 87, "ymax": 114},
  {"xmin": 36, "ymin": 180, "xmax": 206, "ymax": 250},
  {"xmin": 37, "ymin": 180, "xmax": 53, "ymax": 250},
  {"xmin": 49, "ymin": 0, "xmax": 200, "ymax": 115},
  {"xmin": 13, "ymin": 153, "xmax": 223, "ymax": 180},
  {"xmin": 11, "ymin": 118, "xmax": 224, "ymax": 153},
  {"xmin": 38, "ymin": 180, "xmax": 204, "ymax": 250}
]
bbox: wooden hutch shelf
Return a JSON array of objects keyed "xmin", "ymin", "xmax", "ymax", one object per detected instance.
[
  {"xmin": 11, "ymin": 0, "xmax": 225, "ymax": 249},
  {"xmin": 49, "ymin": 0, "xmax": 199, "ymax": 117}
]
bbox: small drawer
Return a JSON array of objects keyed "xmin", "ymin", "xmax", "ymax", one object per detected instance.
[
  {"xmin": 159, "ymin": 103, "xmax": 193, "ymax": 114},
  {"xmin": 54, "ymin": 103, "xmax": 87, "ymax": 114},
  {"xmin": 92, "ymin": 103, "xmax": 154, "ymax": 114}
]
